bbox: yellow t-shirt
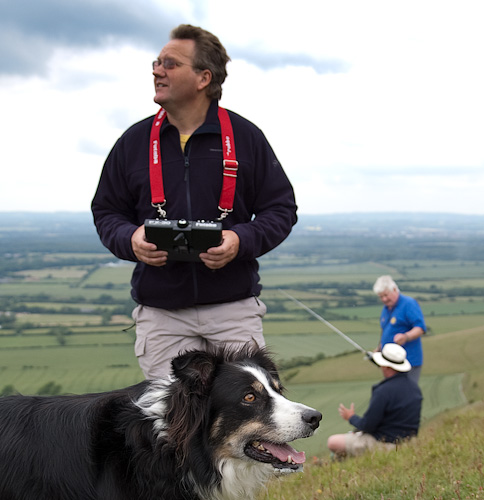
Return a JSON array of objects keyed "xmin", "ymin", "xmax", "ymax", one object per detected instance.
[{"xmin": 180, "ymin": 134, "xmax": 190, "ymax": 152}]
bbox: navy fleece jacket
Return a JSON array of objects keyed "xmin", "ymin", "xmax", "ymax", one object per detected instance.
[
  {"xmin": 349, "ymin": 373, "xmax": 423, "ymax": 443},
  {"xmin": 92, "ymin": 100, "xmax": 297, "ymax": 309}
]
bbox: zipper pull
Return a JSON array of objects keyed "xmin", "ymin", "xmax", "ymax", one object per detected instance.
[{"xmin": 184, "ymin": 156, "xmax": 189, "ymax": 181}]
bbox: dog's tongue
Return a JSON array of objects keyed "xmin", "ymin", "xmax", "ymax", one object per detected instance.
[{"xmin": 261, "ymin": 441, "xmax": 306, "ymax": 464}]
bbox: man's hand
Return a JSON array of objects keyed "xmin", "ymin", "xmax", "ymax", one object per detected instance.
[
  {"xmin": 394, "ymin": 327, "xmax": 424, "ymax": 345},
  {"xmin": 199, "ymin": 230, "xmax": 240, "ymax": 270},
  {"xmin": 338, "ymin": 402, "xmax": 355, "ymax": 421},
  {"xmin": 393, "ymin": 333, "xmax": 408, "ymax": 345},
  {"xmin": 131, "ymin": 225, "xmax": 168, "ymax": 267}
]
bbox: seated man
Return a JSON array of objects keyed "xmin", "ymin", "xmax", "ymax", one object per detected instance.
[{"xmin": 327, "ymin": 343, "xmax": 422, "ymax": 458}]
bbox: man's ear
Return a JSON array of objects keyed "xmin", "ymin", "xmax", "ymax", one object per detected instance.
[{"xmin": 197, "ymin": 69, "xmax": 212, "ymax": 91}]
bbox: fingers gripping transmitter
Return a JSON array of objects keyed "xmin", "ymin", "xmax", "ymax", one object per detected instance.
[{"xmin": 144, "ymin": 219, "xmax": 223, "ymax": 262}]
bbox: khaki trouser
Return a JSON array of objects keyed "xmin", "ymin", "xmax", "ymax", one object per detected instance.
[
  {"xmin": 132, "ymin": 297, "xmax": 266, "ymax": 379},
  {"xmin": 345, "ymin": 431, "xmax": 397, "ymax": 456}
]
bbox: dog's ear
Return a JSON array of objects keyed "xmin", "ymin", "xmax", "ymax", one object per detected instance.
[
  {"xmin": 171, "ymin": 350, "xmax": 217, "ymax": 390},
  {"xmin": 168, "ymin": 351, "xmax": 219, "ymax": 460}
]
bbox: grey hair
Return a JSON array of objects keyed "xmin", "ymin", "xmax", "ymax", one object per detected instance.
[{"xmin": 373, "ymin": 275, "xmax": 399, "ymax": 294}]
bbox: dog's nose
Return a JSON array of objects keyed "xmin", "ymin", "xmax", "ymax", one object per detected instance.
[{"xmin": 302, "ymin": 409, "xmax": 322, "ymax": 430}]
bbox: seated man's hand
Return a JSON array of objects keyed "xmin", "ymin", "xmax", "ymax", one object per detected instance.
[{"xmin": 338, "ymin": 402, "xmax": 355, "ymax": 421}]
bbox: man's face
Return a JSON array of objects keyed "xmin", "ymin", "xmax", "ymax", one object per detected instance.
[
  {"xmin": 378, "ymin": 288, "xmax": 400, "ymax": 309},
  {"xmin": 153, "ymin": 39, "xmax": 205, "ymax": 109},
  {"xmin": 381, "ymin": 365, "xmax": 396, "ymax": 378}
]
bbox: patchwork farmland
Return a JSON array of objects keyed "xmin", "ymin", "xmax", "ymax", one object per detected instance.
[{"xmin": 1, "ymin": 212, "xmax": 483, "ymax": 460}]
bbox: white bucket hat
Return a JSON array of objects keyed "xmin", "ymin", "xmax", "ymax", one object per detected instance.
[{"xmin": 372, "ymin": 343, "xmax": 411, "ymax": 372}]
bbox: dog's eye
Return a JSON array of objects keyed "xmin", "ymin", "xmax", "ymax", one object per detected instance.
[{"xmin": 244, "ymin": 393, "xmax": 256, "ymax": 403}]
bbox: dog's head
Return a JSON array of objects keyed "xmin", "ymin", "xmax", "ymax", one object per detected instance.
[{"xmin": 169, "ymin": 347, "xmax": 322, "ymax": 474}]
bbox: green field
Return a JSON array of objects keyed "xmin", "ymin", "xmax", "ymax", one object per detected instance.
[
  {"xmin": 0, "ymin": 282, "xmax": 131, "ymax": 301},
  {"xmin": 0, "ymin": 325, "xmax": 478, "ymax": 458},
  {"xmin": 1, "ymin": 225, "xmax": 484, "ymax": 460},
  {"xmin": 3, "ymin": 212, "xmax": 484, "ymax": 499},
  {"xmin": 284, "ymin": 324, "xmax": 484, "ymax": 457},
  {"xmin": 260, "ymin": 402, "xmax": 484, "ymax": 499}
]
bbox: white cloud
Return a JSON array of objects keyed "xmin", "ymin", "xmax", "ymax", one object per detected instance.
[{"xmin": 1, "ymin": 0, "xmax": 483, "ymax": 214}]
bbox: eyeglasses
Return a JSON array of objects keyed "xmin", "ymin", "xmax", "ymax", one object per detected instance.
[{"xmin": 152, "ymin": 58, "xmax": 196, "ymax": 71}]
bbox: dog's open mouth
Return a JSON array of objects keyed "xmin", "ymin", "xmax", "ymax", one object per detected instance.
[{"xmin": 244, "ymin": 440, "xmax": 305, "ymax": 471}]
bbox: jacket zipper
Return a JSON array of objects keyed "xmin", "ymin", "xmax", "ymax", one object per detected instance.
[
  {"xmin": 184, "ymin": 154, "xmax": 191, "ymax": 216},
  {"xmin": 183, "ymin": 142, "xmax": 199, "ymax": 303}
]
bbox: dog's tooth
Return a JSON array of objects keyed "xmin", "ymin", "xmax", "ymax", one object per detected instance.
[
  {"xmin": 287, "ymin": 455, "xmax": 293, "ymax": 464},
  {"xmin": 251, "ymin": 440, "xmax": 267, "ymax": 452}
]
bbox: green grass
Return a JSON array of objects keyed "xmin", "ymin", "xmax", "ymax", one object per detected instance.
[
  {"xmin": 403, "ymin": 263, "xmax": 484, "ymax": 280},
  {"xmin": 13, "ymin": 267, "xmax": 89, "ymax": 280},
  {"xmin": 418, "ymin": 314, "xmax": 484, "ymax": 335},
  {"xmin": 0, "ymin": 282, "xmax": 130, "ymax": 300},
  {"xmin": 0, "ymin": 331, "xmax": 134, "ymax": 348},
  {"xmin": 422, "ymin": 301, "xmax": 484, "ymax": 315},
  {"xmin": 2, "ymin": 256, "xmax": 484, "ymax": 499},
  {"xmin": 282, "ymin": 372, "xmax": 467, "ymax": 459},
  {"xmin": 273, "ymin": 325, "xmax": 484, "ymax": 458},
  {"xmin": 15, "ymin": 301, "xmax": 119, "ymax": 310},
  {"xmin": 1, "ymin": 325, "xmax": 479, "ymax": 463},
  {"xmin": 259, "ymin": 263, "xmax": 398, "ymax": 287},
  {"xmin": 2, "ymin": 224, "xmax": 484, "ymax": 497},
  {"xmin": 0, "ymin": 343, "xmax": 143, "ymax": 394},
  {"xmin": 0, "ymin": 324, "xmax": 134, "ymax": 337},
  {"xmin": 265, "ymin": 332, "xmax": 377, "ymax": 361},
  {"xmin": 264, "ymin": 319, "xmax": 379, "ymax": 335},
  {"xmin": 259, "ymin": 402, "xmax": 484, "ymax": 500},
  {"xmin": 14, "ymin": 313, "xmax": 106, "ymax": 326},
  {"xmin": 329, "ymin": 301, "xmax": 484, "ymax": 320},
  {"xmin": 82, "ymin": 264, "xmax": 134, "ymax": 285}
]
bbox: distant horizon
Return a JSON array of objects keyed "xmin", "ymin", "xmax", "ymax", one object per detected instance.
[{"xmin": 1, "ymin": 210, "xmax": 484, "ymax": 218}]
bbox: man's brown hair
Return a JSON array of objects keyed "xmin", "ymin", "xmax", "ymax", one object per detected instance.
[{"xmin": 170, "ymin": 24, "xmax": 230, "ymax": 100}]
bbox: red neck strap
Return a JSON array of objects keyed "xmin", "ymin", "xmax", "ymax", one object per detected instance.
[{"xmin": 149, "ymin": 106, "xmax": 238, "ymax": 220}]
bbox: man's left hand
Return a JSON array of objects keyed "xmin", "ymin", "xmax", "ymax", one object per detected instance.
[{"xmin": 199, "ymin": 230, "xmax": 240, "ymax": 270}]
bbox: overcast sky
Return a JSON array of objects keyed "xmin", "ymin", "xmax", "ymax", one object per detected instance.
[{"xmin": 1, "ymin": 0, "xmax": 483, "ymax": 215}]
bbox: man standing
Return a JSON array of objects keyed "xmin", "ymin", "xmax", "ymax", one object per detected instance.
[
  {"xmin": 327, "ymin": 343, "xmax": 422, "ymax": 458},
  {"xmin": 373, "ymin": 275, "xmax": 426, "ymax": 383},
  {"xmin": 91, "ymin": 25, "xmax": 297, "ymax": 379}
]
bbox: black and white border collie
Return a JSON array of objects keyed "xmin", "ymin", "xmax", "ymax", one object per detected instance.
[{"xmin": 0, "ymin": 347, "xmax": 322, "ymax": 500}]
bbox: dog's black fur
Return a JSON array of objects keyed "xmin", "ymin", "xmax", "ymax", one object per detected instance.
[{"xmin": 0, "ymin": 347, "xmax": 321, "ymax": 500}]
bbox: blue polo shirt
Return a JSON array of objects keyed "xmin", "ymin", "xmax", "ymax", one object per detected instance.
[{"xmin": 380, "ymin": 293, "xmax": 426, "ymax": 367}]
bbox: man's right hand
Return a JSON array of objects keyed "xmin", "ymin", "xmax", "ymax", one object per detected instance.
[
  {"xmin": 338, "ymin": 403, "xmax": 355, "ymax": 421},
  {"xmin": 131, "ymin": 225, "xmax": 168, "ymax": 266}
]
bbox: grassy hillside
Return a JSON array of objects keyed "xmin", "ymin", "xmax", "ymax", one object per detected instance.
[
  {"xmin": 272, "ymin": 323, "xmax": 483, "ymax": 458},
  {"xmin": 3, "ymin": 320, "xmax": 479, "ymax": 462},
  {"xmin": 1, "ymin": 213, "xmax": 484, "ymax": 498},
  {"xmin": 259, "ymin": 401, "xmax": 484, "ymax": 500}
]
